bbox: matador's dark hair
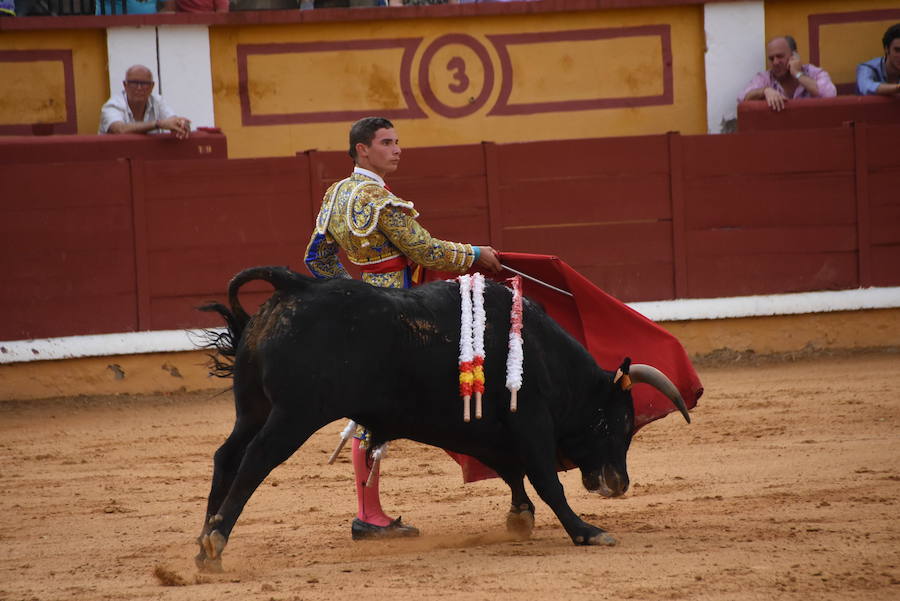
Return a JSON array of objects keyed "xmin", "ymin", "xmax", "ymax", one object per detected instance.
[{"xmin": 348, "ymin": 117, "xmax": 394, "ymax": 161}]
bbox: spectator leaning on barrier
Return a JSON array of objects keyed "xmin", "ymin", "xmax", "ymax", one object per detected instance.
[
  {"xmin": 856, "ymin": 23, "xmax": 900, "ymax": 96},
  {"xmin": 739, "ymin": 35, "xmax": 837, "ymax": 112},
  {"xmin": 0, "ymin": 0, "xmax": 14, "ymax": 16},
  {"xmin": 99, "ymin": 65, "xmax": 191, "ymax": 139}
]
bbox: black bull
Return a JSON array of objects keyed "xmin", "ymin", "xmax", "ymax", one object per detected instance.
[{"xmin": 195, "ymin": 266, "xmax": 690, "ymax": 571}]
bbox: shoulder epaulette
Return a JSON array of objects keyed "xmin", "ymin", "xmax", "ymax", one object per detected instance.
[
  {"xmin": 347, "ymin": 182, "xmax": 416, "ymax": 237},
  {"xmin": 314, "ymin": 178, "xmax": 352, "ymax": 235}
]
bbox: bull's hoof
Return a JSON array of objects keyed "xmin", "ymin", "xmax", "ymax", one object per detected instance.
[
  {"xmin": 505, "ymin": 507, "xmax": 535, "ymax": 539},
  {"xmin": 201, "ymin": 530, "xmax": 227, "ymax": 560},
  {"xmin": 588, "ymin": 531, "xmax": 617, "ymax": 546},
  {"xmin": 573, "ymin": 530, "xmax": 618, "ymax": 546},
  {"xmin": 195, "ymin": 551, "xmax": 223, "ymax": 573}
]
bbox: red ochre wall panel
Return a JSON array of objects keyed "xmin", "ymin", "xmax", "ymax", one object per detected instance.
[
  {"xmin": 495, "ymin": 135, "xmax": 674, "ymax": 302},
  {"xmin": 680, "ymin": 128, "xmax": 860, "ymax": 298},
  {"xmin": 0, "ymin": 160, "xmax": 136, "ymax": 340},
  {"xmin": 496, "ymin": 135, "xmax": 670, "ymax": 181},
  {"xmin": 140, "ymin": 157, "xmax": 311, "ymax": 330},
  {"xmin": 867, "ymin": 126, "xmax": 900, "ymax": 286}
]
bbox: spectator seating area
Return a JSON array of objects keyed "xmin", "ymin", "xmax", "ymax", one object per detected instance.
[{"xmin": 6, "ymin": 0, "xmax": 477, "ymax": 14}]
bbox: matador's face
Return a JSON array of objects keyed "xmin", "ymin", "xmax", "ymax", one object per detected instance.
[{"xmin": 358, "ymin": 128, "xmax": 401, "ymax": 178}]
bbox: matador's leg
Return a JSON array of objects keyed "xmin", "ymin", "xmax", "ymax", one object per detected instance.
[{"xmin": 350, "ymin": 429, "xmax": 419, "ymax": 540}]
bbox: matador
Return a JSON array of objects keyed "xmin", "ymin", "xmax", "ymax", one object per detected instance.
[{"xmin": 304, "ymin": 116, "xmax": 501, "ymax": 540}]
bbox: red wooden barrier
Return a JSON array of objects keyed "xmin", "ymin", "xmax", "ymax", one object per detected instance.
[
  {"xmin": 0, "ymin": 131, "xmax": 227, "ymax": 164},
  {"xmin": 866, "ymin": 126, "xmax": 900, "ymax": 287},
  {"xmin": 138, "ymin": 157, "xmax": 310, "ymax": 330},
  {"xmin": 0, "ymin": 160, "xmax": 137, "ymax": 340},
  {"xmin": 737, "ymin": 95, "xmax": 900, "ymax": 132},
  {"xmin": 680, "ymin": 127, "xmax": 859, "ymax": 298},
  {"xmin": 492, "ymin": 135, "xmax": 675, "ymax": 302},
  {"xmin": 2, "ymin": 125, "xmax": 899, "ymax": 342}
]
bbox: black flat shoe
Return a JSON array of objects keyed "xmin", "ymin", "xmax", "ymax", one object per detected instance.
[{"xmin": 351, "ymin": 517, "xmax": 420, "ymax": 541}]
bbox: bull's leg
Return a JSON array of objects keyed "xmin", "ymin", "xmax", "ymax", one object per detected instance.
[
  {"xmin": 512, "ymin": 423, "xmax": 617, "ymax": 546},
  {"xmin": 493, "ymin": 465, "xmax": 535, "ymax": 539},
  {"xmin": 195, "ymin": 413, "xmax": 269, "ymax": 570},
  {"xmin": 195, "ymin": 379, "xmax": 271, "ymax": 571},
  {"xmin": 197, "ymin": 407, "xmax": 327, "ymax": 571}
]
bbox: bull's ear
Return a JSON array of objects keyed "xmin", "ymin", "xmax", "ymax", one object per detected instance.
[{"xmin": 612, "ymin": 357, "xmax": 633, "ymax": 391}]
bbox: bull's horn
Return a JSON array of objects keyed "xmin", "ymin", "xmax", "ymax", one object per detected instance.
[{"xmin": 630, "ymin": 364, "xmax": 691, "ymax": 424}]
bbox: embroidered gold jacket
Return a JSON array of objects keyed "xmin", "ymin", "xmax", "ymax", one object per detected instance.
[{"xmin": 304, "ymin": 172, "xmax": 477, "ymax": 289}]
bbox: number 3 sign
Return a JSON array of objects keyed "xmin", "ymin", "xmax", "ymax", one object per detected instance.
[{"xmin": 418, "ymin": 34, "xmax": 495, "ymax": 118}]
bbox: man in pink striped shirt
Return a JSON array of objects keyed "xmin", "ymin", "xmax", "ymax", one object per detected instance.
[{"xmin": 739, "ymin": 36, "xmax": 836, "ymax": 112}]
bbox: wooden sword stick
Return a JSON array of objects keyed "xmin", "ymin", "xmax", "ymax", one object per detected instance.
[
  {"xmin": 327, "ymin": 420, "xmax": 357, "ymax": 464},
  {"xmin": 499, "ymin": 264, "xmax": 574, "ymax": 297}
]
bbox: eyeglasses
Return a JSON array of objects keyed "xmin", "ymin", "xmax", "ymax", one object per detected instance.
[{"xmin": 125, "ymin": 80, "xmax": 154, "ymax": 88}]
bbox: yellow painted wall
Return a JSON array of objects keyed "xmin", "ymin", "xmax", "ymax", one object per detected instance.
[
  {"xmin": 0, "ymin": 29, "xmax": 108, "ymax": 134},
  {"xmin": 1, "ymin": 1, "xmax": 895, "ymax": 156},
  {"xmin": 763, "ymin": 0, "xmax": 900, "ymax": 87},
  {"xmin": 211, "ymin": 6, "xmax": 707, "ymax": 158}
]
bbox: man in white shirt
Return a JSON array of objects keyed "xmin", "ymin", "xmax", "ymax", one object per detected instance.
[{"xmin": 98, "ymin": 65, "xmax": 191, "ymax": 139}]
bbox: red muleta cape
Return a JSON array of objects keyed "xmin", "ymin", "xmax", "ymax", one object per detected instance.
[{"xmin": 425, "ymin": 252, "xmax": 703, "ymax": 483}]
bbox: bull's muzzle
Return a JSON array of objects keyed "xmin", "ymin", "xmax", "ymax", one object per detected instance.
[{"xmin": 582, "ymin": 465, "xmax": 628, "ymax": 498}]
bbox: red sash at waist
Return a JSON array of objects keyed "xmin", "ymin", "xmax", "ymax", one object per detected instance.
[
  {"xmin": 359, "ymin": 255, "xmax": 408, "ymax": 274},
  {"xmin": 359, "ymin": 255, "xmax": 425, "ymax": 285}
]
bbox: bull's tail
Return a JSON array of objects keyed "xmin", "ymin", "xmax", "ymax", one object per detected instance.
[{"xmin": 198, "ymin": 266, "xmax": 313, "ymax": 378}]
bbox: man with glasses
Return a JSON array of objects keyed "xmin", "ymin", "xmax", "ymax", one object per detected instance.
[{"xmin": 99, "ymin": 65, "xmax": 191, "ymax": 139}]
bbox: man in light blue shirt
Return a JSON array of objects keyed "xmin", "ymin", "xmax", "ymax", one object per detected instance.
[{"xmin": 857, "ymin": 23, "xmax": 900, "ymax": 96}]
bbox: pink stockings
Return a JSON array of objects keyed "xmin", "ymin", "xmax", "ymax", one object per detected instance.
[{"xmin": 352, "ymin": 437, "xmax": 393, "ymax": 526}]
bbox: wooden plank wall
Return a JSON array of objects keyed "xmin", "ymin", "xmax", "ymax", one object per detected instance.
[
  {"xmin": 1, "ymin": 160, "xmax": 137, "ymax": 340},
  {"xmin": 491, "ymin": 135, "xmax": 675, "ymax": 302},
  {"xmin": 866, "ymin": 126, "xmax": 900, "ymax": 287},
  {"xmin": 681, "ymin": 127, "xmax": 859, "ymax": 297},
  {"xmin": 138, "ymin": 157, "xmax": 310, "ymax": 330},
  {"xmin": 2, "ymin": 123, "xmax": 899, "ymax": 341}
]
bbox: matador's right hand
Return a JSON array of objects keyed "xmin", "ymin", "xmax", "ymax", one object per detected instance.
[{"xmin": 476, "ymin": 246, "xmax": 502, "ymax": 273}]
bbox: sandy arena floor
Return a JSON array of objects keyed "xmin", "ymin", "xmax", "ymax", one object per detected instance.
[{"xmin": 1, "ymin": 351, "xmax": 898, "ymax": 601}]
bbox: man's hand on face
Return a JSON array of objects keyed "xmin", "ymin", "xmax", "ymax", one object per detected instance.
[
  {"xmin": 476, "ymin": 246, "xmax": 502, "ymax": 273},
  {"xmin": 788, "ymin": 51, "xmax": 803, "ymax": 78},
  {"xmin": 763, "ymin": 87, "xmax": 787, "ymax": 112}
]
